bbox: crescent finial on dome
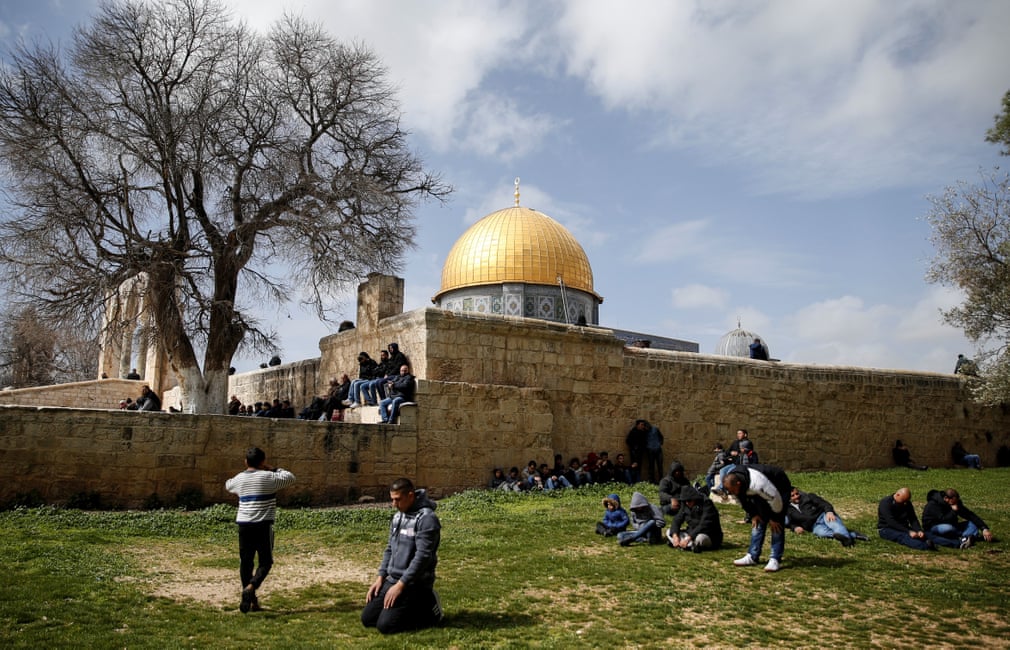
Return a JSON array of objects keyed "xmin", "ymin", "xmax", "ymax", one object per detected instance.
[{"xmin": 514, "ymin": 177, "xmax": 520, "ymax": 206}]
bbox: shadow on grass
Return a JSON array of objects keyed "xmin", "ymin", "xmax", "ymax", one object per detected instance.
[
  {"xmin": 786, "ymin": 555, "xmax": 857, "ymax": 569},
  {"xmin": 441, "ymin": 609, "xmax": 537, "ymax": 631}
]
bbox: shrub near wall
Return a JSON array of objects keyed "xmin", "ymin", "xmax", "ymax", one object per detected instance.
[{"xmin": 0, "ymin": 406, "xmax": 416, "ymax": 508}]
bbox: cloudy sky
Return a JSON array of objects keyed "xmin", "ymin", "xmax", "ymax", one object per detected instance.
[{"xmin": 2, "ymin": 0, "xmax": 1009, "ymax": 375}]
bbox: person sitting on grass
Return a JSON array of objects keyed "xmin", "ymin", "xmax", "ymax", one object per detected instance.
[
  {"xmin": 613, "ymin": 453, "xmax": 635, "ymax": 485},
  {"xmin": 921, "ymin": 488, "xmax": 994, "ymax": 549},
  {"xmin": 538, "ymin": 463, "xmax": 572, "ymax": 490},
  {"xmin": 892, "ymin": 440, "xmax": 928, "ymax": 470},
  {"xmin": 566, "ymin": 457, "xmax": 593, "ymax": 487},
  {"xmin": 617, "ymin": 491, "xmax": 666, "ymax": 546},
  {"xmin": 786, "ymin": 487, "xmax": 867, "ymax": 547},
  {"xmin": 877, "ymin": 487, "xmax": 934, "ymax": 550},
  {"xmin": 488, "ymin": 468, "xmax": 509, "ymax": 490},
  {"xmin": 522, "ymin": 460, "xmax": 542, "ymax": 490},
  {"xmin": 950, "ymin": 442, "xmax": 982, "ymax": 470},
  {"xmin": 505, "ymin": 466, "xmax": 527, "ymax": 491},
  {"xmin": 666, "ymin": 485, "xmax": 723, "ymax": 552},
  {"xmin": 596, "ymin": 493, "xmax": 630, "ymax": 537},
  {"xmin": 658, "ymin": 460, "xmax": 690, "ymax": 516}
]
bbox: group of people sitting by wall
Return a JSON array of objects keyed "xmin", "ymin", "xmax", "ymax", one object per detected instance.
[
  {"xmin": 485, "ymin": 422, "xmax": 996, "ymax": 572},
  {"xmin": 228, "ymin": 396, "xmax": 296, "ymax": 418},
  {"xmin": 488, "ymin": 450, "xmax": 644, "ymax": 492},
  {"xmin": 892, "ymin": 438, "xmax": 984, "ymax": 471}
]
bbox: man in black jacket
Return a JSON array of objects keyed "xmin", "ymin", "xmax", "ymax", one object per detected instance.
[
  {"xmin": 723, "ymin": 463, "xmax": 791, "ymax": 572},
  {"xmin": 363, "ymin": 349, "xmax": 393, "ymax": 406},
  {"xmin": 877, "ymin": 487, "xmax": 934, "ymax": 550},
  {"xmin": 787, "ymin": 487, "xmax": 867, "ymax": 547},
  {"xmin": 379, "ymin": 364, "xmax": 416, "ymax": 424},
  {"xmin": 921, "ymin": 488, "xmax": 994, "ymax": 549},
  {"xmin": 658, "ymin": 461, "xmax": 690, "ymax": 516},
  {"xmin": 667, "ymin": 485, "xmax": 723, "ymax": 552}
]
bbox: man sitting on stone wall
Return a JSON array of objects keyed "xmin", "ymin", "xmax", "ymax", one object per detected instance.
[
  {"xmin": 362, "ymin": 349, "xmax": 393, "ymax": 407},
  {"xmin": 379, "ymin": 364, "xmax": 416, "ymax": 424}
]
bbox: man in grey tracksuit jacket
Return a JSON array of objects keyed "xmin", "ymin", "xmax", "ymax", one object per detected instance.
[{"xmin": 362, "ymin": 478, "xmax": 442, "ymax": 634}]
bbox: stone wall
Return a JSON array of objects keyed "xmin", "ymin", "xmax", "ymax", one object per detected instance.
[
  {"xmin": 406, "ymin": 309, "xmax": 1010, "ymax": 493},
  {"xmin": 0, "ymin": 379, "xmax": 142, "ymax": 410},
  {"xmin": 2, "ymin": 305, "xmax": 1008, "ymax": 506},
  {"xmin": 0, "ymin": 405, "xmax": 417, "ymax": 508}
]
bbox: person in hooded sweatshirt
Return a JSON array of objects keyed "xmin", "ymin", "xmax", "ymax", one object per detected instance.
[
  {"xmin": 617, "ymin": 492, "xmax": 666, "ymax": 546},
  {"xmin": 362, "ymin": 478, "xmax": 442, "ymax": 634},
  {"xmin": 921, "ymin": 488, "xmax": 994, "ymax": 549},
  {"xmin": 596, "ymin": 493, "xmax": 630, "ymax": 536},
  {"xmin": 658, "ymin": 460, "xmax": 690, "ymax": 516},
  {"xmin": 667, "ymin": 485, "xmax": 723, "ymax": 552}
]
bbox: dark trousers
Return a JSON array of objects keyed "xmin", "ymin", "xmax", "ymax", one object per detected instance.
[
  {"xmin": 646, "ymin": 449, "xmax": 664, "ymax": 483},
  {"xmin": 238, "ymin": 521, "xmax": 275, "ymax": 589},
  {"xmin": 878, "ymin": 527, "xmax": 932, "ymax": 550},
  {"xmin": 361, "ymin": 578, "xmax": 439, "ymax": 635}
]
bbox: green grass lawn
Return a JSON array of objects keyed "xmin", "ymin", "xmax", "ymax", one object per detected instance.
[{"xmin": 2, "ymin": 468, "xmax": 1008, "ymax": 649}]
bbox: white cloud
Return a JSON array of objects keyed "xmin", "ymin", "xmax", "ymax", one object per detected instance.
[
  {"xmin": 226, "ymin": 0, "xmax": 532, "ymax": 151},
  {"xmin": 639, "ymin": 220, "xmax": 709, "ymax": 263},
  {"xmin": 894, "ymin": 285, "xmax": 965, "ymax": 342},
  {"xmin": 554, "ymin": 0, "xmax": 1010, "ymax": 197},
  {"xmin": 456, "ymin": 92, "xmax": 560, "ymax": 161},
  {"xmin": 636, "ymin": 218, "xmax": 813, "ymax": 289},
  {"xmin": 672, "ymin": 283, "xmax": 728, "ymax": 310},
  {"xmin": 789, "ymin": 295, "xmax": 894, "ymax": 343}
]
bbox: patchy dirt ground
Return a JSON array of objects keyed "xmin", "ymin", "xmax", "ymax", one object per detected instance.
[{"xmin": 118, "ymin": 542, "xmax": 375, "ymax": 609}]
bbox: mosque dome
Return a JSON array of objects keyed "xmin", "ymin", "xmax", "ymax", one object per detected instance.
[
  {"xmin": 435, "ymin": 206, "xmax": 598, "ymax": 299},
  {"xmin": 433, "ymin": 180, "xmax": 602, "ymax": 324},
  {"xmin": 716, "ymin": 324, "xmax": 769, "ymax": 358}
]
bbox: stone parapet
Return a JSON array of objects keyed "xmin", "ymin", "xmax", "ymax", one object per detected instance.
[
  {"xmin": 0, "ymin": 379, "xmax": 141, "ymax": 410},
  {"xmin": 0, "ymin": 405, "xmax": 416, "ymax": 508}
]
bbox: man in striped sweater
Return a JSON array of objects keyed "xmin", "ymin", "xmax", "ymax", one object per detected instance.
[{"xmin": 225, "ymin": 447, "xmax": 296, "ymax": 613}]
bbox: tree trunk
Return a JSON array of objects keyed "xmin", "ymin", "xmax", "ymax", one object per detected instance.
[{"xmin": 175, "ymin": 366, "xmax": 230, "ymax": 414}]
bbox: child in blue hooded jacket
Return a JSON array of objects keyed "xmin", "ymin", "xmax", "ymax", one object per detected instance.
[{"xmin": 596, "ymin": 493, "xmax": 630, "ymax": 536}]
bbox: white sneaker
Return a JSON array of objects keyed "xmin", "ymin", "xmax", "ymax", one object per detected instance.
[
  {"xmin": 733, "ymin": 554, "xmax": 757, "ymax": 566},
  {"xmin": 341, "ymin": 399, "xmax": 352, "ymax": 406},
  {"xmin": 349, "ymin": 402, "xmax": 359, "ymax": 409},
  {"xmin": 764, "ymin": 558, "xmax": 781, "ymax": 572}
]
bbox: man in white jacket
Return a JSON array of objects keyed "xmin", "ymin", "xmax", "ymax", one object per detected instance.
[{"xmin": 723, "ymin": 463, "xmax": 792, "ymax": 573}]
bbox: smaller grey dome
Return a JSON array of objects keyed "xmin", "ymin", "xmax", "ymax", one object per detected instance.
[{"xmin": 716, "ymin": 327, "xmax": 769, "ymax": 358}]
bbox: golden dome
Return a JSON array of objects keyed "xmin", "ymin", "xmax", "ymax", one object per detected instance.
[{"xmin": 435, "ymin": 205, "xmax": 600, "ymax": 300}]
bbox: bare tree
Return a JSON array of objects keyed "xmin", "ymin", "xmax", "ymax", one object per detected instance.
[
  {"xmin": 0, "ymin": 0, "xmax": 447, "ymax": 412},
  {"xmin": 0, "ymin": 306, "xmax": 56, "ymax": 387},
  {"xmin": 0, "ymin": 304, "xmax": 97, "ymax": 387}
]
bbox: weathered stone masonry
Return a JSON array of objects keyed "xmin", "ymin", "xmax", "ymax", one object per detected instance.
[{"xmin": 1, "ymin": 301, "xmax": 1007, "ymax": 508}]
